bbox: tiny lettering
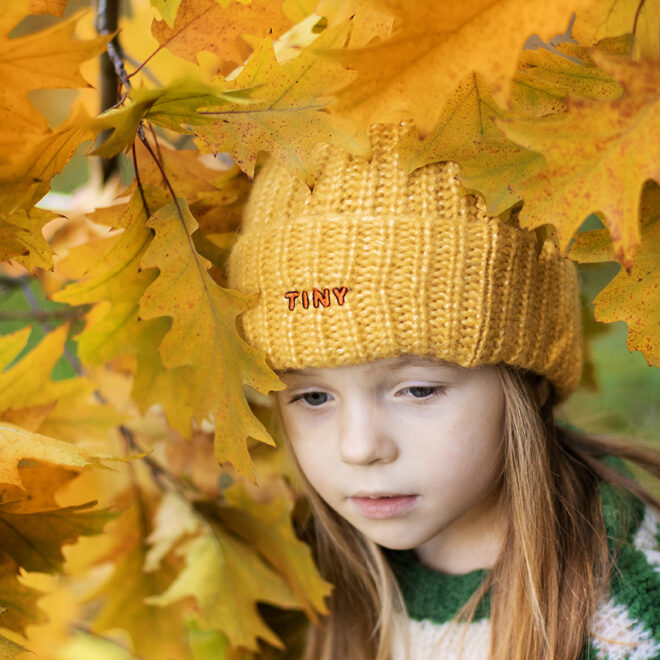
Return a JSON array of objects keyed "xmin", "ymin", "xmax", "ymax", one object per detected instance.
[
  {"xmin": 332, "ymin": 286, "xmax": 348, "ymax": 305},
  {"xmin": 285, "ymin": 287, "xmax": 348, "ymax": 311},
  {"xmin": 313, "ymin": 288, "xmax": 331, "ymax": 308},
  {"xmin": 284, "ymin": 291, "xmax": 299, "ymax": 311}
]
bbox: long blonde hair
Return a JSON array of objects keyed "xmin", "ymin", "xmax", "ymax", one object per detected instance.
[{"xmin": 284, "ymin": 364, "xmax": 660, "ymax": 660}]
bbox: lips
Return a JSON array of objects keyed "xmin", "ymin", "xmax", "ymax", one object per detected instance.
[{"xmin": 349, "ymin": 494, "xmax": 420, "ymax": 519}]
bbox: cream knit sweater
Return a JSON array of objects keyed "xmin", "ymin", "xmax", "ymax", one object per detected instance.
[{"xmin": 389, "ymin": 483, "xmax": 660, "ymax": 660}]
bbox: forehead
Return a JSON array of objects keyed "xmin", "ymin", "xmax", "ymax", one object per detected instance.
[{"xmin": 277, "ymin": 355, "xmax": 464, "ymax": 380}]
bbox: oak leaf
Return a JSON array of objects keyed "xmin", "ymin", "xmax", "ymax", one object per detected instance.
[
  {"xmin": 397, "ymin": 48, "xmax": 622, "ymax": 214},
  {"xmin": 91, "ymin": 79, "xmax": 249, "ymax": 159},
  {"xmin": 151, "ymin": 0, "xmax": 293, "ymax": 75},
  {"xmin": 0, "ymin": 8, "xmax": 107, "ymax": 160},
  {"xmin": 217, "ymin": 482, "xmax": 332, "ymax": 620},
  {"xmin": 0, "ymin": 324, "xmax": 120, "ymax": 441},
  {"xmin": 0, "ymin": 423, "xmax": 104, "ymax": 490},
  {"xmin": 192, "ymin": 28, "xmax": 370, "ymax": 183},
  {"xmin": 130, "ymin": 141, "xmax": 251, "ymax": 235},
  {"xmin": 0, "ymin": 208, "xmax": 56, "ymax": 271},
  {"xmin": 53, "ymin": 190, "xmax": 169, "ymax": 366},
  {"xmin": 573, "ymin": 0, "xmax": 660, "ymax": 58},
  {"xmin": 93, "ymin": 531, "xmax": 193, "ymax": 660},
  {"xmin": 147, "ymin": 528, "xmax": 299, "ymax": 651},
  {"xmin": 0, "ymin": 559, "xmax": 46, "ymax": 635},
  {"xmin": 570, "ymin": 183, "xmax": 660, "ymax": 367},
  {"xmin": 0, "ymin": 104, "xmax": 97, "ymax": 215},
  {"xmin": 138, "ymin": 200, "xmax": 282, "ymax": 479},
  {"xmin": 0, "ymin": 632, "xmax": 26, "ymax": 659},
  {"xmin": 501, "ymin": 54, "xmax": 660, "ymax": 265},
  {"xmin": 322, "ymin": 0, "xmax": 595, "ymax": 134},
  {"xmin": 0, "ymin": 498, "xmax": 114, "ymax": 573}
]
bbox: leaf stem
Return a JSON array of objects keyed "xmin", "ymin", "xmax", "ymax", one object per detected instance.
[{"xmin": 631, "ymin": 0, "xmax": 647, "ymax": 52}]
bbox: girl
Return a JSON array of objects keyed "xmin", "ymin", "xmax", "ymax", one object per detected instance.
[{"xmin": 228, "ymin": 123, "xmax": 660, "ymax": 659}]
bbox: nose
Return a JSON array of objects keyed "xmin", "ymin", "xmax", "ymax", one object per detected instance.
[{"xmin": 338, "ymin": 399, "xmax": 398, "ymax": 465}]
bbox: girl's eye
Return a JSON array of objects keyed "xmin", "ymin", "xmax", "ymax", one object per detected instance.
[
  {"xmin": 396, "ymin": 385, "xmax": 444, "ymax": 401},
  {"xmin": 290, "ymin": 391, "xmax": 331, "ymax": 407}
]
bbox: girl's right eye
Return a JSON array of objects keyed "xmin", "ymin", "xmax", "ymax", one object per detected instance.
[{"xmin": 289, "ymin": 391, "xmax": 331, "ymax": 407}]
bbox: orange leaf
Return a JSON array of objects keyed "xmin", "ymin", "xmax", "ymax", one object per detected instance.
[
  {"xmin": 570, "ymin": 183, "xmax": 660, "ymax": 367},
  {"xmin": 151, "ymin": 0, "xmax": 293, "ymax": 75},
  {"xmin": 323, "ymin": 0, "xmax": 594, "ymax": 135},
  {"xmin": 501, "ymin": 54, "xmax": 660, "ymax": 266}
]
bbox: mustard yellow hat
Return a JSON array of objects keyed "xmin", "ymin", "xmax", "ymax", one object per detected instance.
[{"xmin": 228, "ymin": 124, "xmax": 583, "ymax": 397}]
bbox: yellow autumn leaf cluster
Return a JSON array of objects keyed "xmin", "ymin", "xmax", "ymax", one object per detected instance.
[{"xmin": 0, "ymin": 0, "xmax": 659, "ymax": 656}]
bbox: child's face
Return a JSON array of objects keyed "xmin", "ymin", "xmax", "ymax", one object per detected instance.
[{"xmin": 276, "ymin": 356, "xmax": 507, "ymax": 574}]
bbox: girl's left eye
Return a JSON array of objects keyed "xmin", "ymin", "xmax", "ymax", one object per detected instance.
[{"xmin": 396, "ymin": 385, "xmax": 444, "ymax": 401}]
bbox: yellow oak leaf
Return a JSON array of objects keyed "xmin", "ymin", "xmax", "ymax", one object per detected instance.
[
  {"xmin": 53, "ymin": 190, "xmax": 169, "ymax": 366},
  {"xmin": 501, "ymin": 54, "xmax": 660, "ymax": 266},
  {"xmin": 130, "ymin": 141, "xmax": 251, "ymax": 235},
  {"xmin": 0, "ymin": 631, "xmax": 26, "ymax": 659},
  {"xmin": 91, "ymin": 78, "xmax": 247, "ymax": 159},
  {"xmin": 396, "ymin": 77, "xmax": 544, "ymax": 215},
  {"xmin": 0, "ymin": 423, "xmax": 104, "ymax": 489},
  {"xmin": 0, "ymin": 8, "xmax": 107, "ymax": 160},
  {"xmin": 0, "ymin": 465, "xmax": 78, "ymax": 514},
  {"xmin": 0, "ymin": 497, "xmax": 115, "ymax": 573},
  {"xmin": 192, "ymin": 28, "xmax": 370, "ymax": 183},
  {"xmin": 322, "ymin": 0, "xmax": 594, "ymax": 135},
  {"xmin": 0, "ymin": 208, "xmax": 56, "ymax": 271},
  {"xmin": 0, "ymin": 329, "xmax": 30, "ymax": 373},
  {"xmin": 147, "ymin": 528, "xmax": 299, "ymax": 651},
  {"xmin": 54, "ymin": 631, "xmax": 141, "ymax": 660},
  {"xmin": 150, "ymin": 0, "xmax": 186, "ymax": 28},
  {"xmin": 0, "ymin": 560, "xmax": 46, "ymax": 635},
  {"xmin": 570, "ymin": 183, "xmax": 660, "ymax": 367},
  {"xmin": 217, "ymin": 482, "xmax": 332, "ymax": 620},
  {"xmin": 0, "ymin": 104, "xmax": 97, "ymax": 215},
  {"xmin": 0, "ymin": 325, "xmax": 118, "ymax": 442},
  {"xmin": 151, "ymin": 0, "xmax": 292, "ymax": 75},
  {"xmin": 574, "ymin": 0, "xmax": 660, "ymax": 58},
  {"xmin": 92, "ymin": 535, "xmax": 193, "ymax": 660},
  {"xmin": 138, "ymin": 200, "xmax": 283, "ymax": 479},
  {"xmin": 397, "ymin": 48, "xmax": 622, "ymax": 214}
]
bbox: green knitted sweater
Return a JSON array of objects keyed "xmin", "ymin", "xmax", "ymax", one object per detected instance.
[{"xmin": 387, "ymin": 482, "xmax": 660, "ymax": 659}]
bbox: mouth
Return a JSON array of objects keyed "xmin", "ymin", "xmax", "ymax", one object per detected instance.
[{"xmin": 349, "ymin": 493, "xmax": 420, "ymax": 519}]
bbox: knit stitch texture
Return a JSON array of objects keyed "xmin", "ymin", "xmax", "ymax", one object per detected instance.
[
  {"xmin": 388, "ymin": 482, "xmax": 660, "ymax": 660},
  {"xmin": 228, "ymin": 124, "xmax": 583, "ymax": 396}
]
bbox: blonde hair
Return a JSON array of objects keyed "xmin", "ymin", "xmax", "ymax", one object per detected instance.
[{"xmin": 280, "ymin": 364, "xmax": 660, "ymax": 660}]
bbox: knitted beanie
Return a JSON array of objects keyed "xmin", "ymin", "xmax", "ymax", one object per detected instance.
[{"xmin": 228, "ymin": 124, "xmax": 583, "ymax": 397}]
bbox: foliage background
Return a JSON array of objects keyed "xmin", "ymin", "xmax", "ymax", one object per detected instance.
[{"xmin": 0, "ymin": 0, "xmax": 659, "ymax": 658}]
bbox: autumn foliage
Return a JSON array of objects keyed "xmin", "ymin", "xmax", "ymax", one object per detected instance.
[{"xmin": 0, "ymin": 0, "xmax": 658, "ymax": 657}]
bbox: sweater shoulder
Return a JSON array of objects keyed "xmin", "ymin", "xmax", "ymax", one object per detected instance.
[{"xmin": 589, "ymin": 497, "xmax": 660, "ymax": 660}]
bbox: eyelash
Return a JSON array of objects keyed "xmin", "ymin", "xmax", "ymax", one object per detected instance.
[{"xmin": 287, "ymin": 385, "xmax": 445, "ymax": 408}]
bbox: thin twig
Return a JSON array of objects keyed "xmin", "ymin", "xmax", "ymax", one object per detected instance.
[
  {"xmin": 19, "ymin": 280, "xmax": 82, "ymax": 375},
  {"xmin": 0, "ymin": 308, "xmax": 82, "ymax": 323},
  {"xmin": 132, "ymin": 143, "xmax": 152, "ymax": 218}
]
